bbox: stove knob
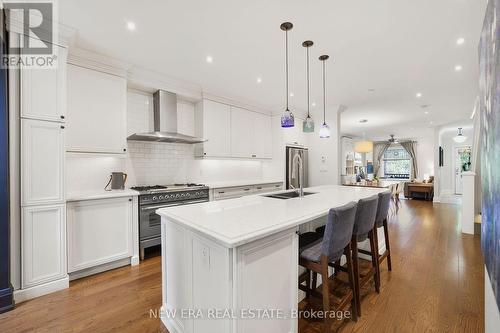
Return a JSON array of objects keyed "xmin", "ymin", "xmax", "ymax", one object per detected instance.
[
  {"xmin": 175, "ymin": 194, "xmax": 180, "ymax": 198},
  {"xmin": 159, "ymin": 195, "xmax": 164, "ymax": 200},
  {"xmin": 181, "ymin": 193, "xmax": 185, "ymax": 197},
  {"xmin": 152, "ymin": 196, "xmax": 157, "ymax": 201},
  {"xmin": 186, "ymin": 193, "xmax": 191, "ymax": 197}
]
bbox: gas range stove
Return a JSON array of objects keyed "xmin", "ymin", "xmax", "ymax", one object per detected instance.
[{"xmin": 132, "ymin": 183, "xmax": 210, "ymax": 259}]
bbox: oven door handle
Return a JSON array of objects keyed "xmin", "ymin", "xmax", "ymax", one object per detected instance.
[{"xmin": 141, "ymin": 199, "xmax": 208, "ymax": 211}]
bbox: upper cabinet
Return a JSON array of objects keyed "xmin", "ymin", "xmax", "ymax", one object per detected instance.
[
  {"xmin": 195, "ymin": 99, "xmax": 231, "ymax": 157},
  {"xmin": 20, "ymin": 45, "xmax": 67, "ymax": 122},
  {"xmin": 195, "ymin": 99, "xmax": 272, "ymax": 159},
  {"xmin": 231, "ymin": 106, "xmax": 272, "ymax": 159},
  {"xmin": 66, "ymin": 64, "xmax": 127, "ymax": 154}
]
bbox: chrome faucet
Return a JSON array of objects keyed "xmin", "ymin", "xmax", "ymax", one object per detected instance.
[{"xmin": 291, "ymin": 150, "xmax": 304, "ymax": 197}]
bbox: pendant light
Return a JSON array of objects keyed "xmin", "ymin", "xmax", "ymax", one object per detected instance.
[
  {"xmin": 302, "ymin": 40, "xmax": 314, "ymax": 132},
  {"xmin": 453, "ymin": 127, "xmax": 467, "ymax": 143},
  {"xmin": 280, "ymin": 22, "xmax": 294, "ymax": 128},
  {"xmin": 318, "ymin": 55, "xmax": 330, "ymax": 138}
]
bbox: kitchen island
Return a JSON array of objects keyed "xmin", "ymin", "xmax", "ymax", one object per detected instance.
[{"xmin": 157, "ymin": 185, "xmax": 388, "ymax": 333}]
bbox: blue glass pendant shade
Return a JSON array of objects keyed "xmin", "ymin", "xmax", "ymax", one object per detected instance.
[{"xmin": 281, "ymin": 109, "xmax": 295, "ymax": 128}]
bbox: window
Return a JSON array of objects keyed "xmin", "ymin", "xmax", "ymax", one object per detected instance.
[{"xmin": 383, "ymin": 146, "xmax": 411, "ymax": 179}]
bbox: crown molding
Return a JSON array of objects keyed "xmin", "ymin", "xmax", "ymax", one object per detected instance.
[
  {"xmin": 127, "ymin": 67, "xmax": 202, "ymax": 102},
  {"xmin": 67, "ymin": 47, "xmax": 130, "ymax": 77},
  {"xmin": 201, "ymin": 91, "xmax": 276, "ymax": 116}
]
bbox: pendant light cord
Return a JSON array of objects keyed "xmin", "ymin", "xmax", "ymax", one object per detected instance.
[
  {"xmin": 306, "ymin": 46, "xmax": 310, "ymax": 117},
  {"xmin": 322, "ymin": 58, "xmax": 326, "ymax": 125},
  {"xmin": 285, "ymin": 30, "xmax": 289, "ymax": 111}
]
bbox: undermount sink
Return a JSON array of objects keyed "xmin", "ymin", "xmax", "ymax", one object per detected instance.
[{"xmin": 263, "ymin": 191, "xmax": 316, "ymax": 200}]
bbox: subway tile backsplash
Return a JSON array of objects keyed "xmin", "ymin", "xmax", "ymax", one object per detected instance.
[{"xmin": 126, "ymin": 141, "xmax": 195, "ymax": 186}]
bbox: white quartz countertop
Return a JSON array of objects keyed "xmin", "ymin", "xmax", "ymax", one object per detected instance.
[
  {"xmin": 204, "ymin": 179, "xmax": 283, "ymax": 189},
  {"xmin": 66, "ymin": 189, "xmax": 140, "ymax": 202},
  {"xmin": 158, "ymin": 185, "xmax": 388, "ymax": 248}
]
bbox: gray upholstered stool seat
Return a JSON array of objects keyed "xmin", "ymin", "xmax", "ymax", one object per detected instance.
[{"xmin": 300, "ymin": 241, "xmax": 343, "ymax": 263}]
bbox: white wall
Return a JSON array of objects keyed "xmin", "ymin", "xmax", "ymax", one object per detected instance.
[{"xmin": 486, "ymin": 267, "xmax": 500, "ymax": 333}]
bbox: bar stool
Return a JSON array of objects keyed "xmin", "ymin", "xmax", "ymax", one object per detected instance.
[
  {"xmin": 320, "ymin": 195, "xmax": 379, "ymax": 316},
  {"xmin": 298, "ymin": 202, "xmax": 358, "ymax": 332},
  {"xmin": 358, "ymin": 191, "xmax": 393, "ymax": 272}
]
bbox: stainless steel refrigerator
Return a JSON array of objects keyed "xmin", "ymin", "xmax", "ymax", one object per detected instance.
[{"xmin": 286, "ymin": 146, "xmax": 309, "ymax": 189}]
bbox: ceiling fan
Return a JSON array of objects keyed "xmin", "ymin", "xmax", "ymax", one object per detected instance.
[{"xmin": 388, "ymin": 134, "xmax": 399, "ymax": 144}]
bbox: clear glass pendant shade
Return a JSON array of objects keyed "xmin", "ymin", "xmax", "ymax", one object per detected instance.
[
  {"xmin": 302, "ymin": 116, "xmax": 314, "ymax": 132},
  {"xmin": 281, "ymin": 110, "xmax": 295, "ymax": 128},
  {"xmin": 319, "ymin": 123, "xmax": 330, "ymax": 138}
]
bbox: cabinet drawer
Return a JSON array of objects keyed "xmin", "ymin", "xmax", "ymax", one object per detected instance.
[
  {"xmin": 212, "ymin": 186, "xmax": 254, "ymax": 200},
  {"xmin": 254, "ymin": 183, "xmax": 283, "ymax": 194}
]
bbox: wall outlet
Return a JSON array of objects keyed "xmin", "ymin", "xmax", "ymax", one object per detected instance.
[{"xmin": 320, "ymin": 156, "xmax": 328, "ymax": 172}]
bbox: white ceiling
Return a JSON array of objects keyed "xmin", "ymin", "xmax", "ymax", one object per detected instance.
[{"xmin": 58, "ymin": 0, "xmax": 487, "ymax": 138}]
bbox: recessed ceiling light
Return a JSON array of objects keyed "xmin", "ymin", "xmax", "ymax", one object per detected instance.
[
  {"xmin": 126, "ymin": 21, "xmax": 136, "ymax": 31},
  {"xmin": 359, "ymin": 119, "xmax": 368, "ymax": 123},
  {"xmin": 290, "ymin": 92, "xmax": 294, "ymax": 97},
  {"xmin": 206, "ymin": 55, "xmax": 213, "ymax": 63},
  {"xmin": 424, "ymin": 111, "xmax": 429, "ymax": 114},
  {"xmin": 455, "ymin": 65, "xmax": 463, "ymax": 71},
  {"xmin": 256, "ymin": 77, "xmax": 262, "ymax": 83},
  {"xmin": 416, "ymin": 92, "xmax": 422, "ymax": 98},
  {"xmin": 311, "ymin": 102, "xmax": 316, "ymax": 107},
  {"xmin": 430, "ymin": 121, "xmax": 434, "ymax": 125},
  {"xmin": 456, "ymin": 37, "xmax": 465, "ymax": 45}
]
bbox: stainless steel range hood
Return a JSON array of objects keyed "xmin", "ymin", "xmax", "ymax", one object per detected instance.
[{"xmin": 127, "ymin": 90, "xmax": 207, "ymax": 144}]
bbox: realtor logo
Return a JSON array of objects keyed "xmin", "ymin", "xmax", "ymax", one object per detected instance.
[{"xmin": 1, "ymin": 0, "xmax": 58, "ymax": 68}]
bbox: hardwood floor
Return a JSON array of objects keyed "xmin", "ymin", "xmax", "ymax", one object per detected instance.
[{"xmin": 0, "ymin": 200, "xmax": 484, "ymax": 333}]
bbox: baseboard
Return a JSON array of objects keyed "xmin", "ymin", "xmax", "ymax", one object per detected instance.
[
  {"xmin": 0, "ymin": 286, "xmax": 14, "ymax": 313},
  {"xmin": 14, "ymin": 276, "xmax": 69, "ymax": 304},
  {"xmin": 69, "ymin": 257, "xmax": 131, "ymax": 281}
]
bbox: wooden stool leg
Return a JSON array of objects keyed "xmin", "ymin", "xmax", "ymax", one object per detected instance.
[
  {"xmin": 333, "ymin": 260, "xmax": 341, "ymax": 276},
  {"xmin": 369, "ymin": 229, "xmax": 380, "ymax": 293},
  {"xmin": 345, "ymin": 244, "xmax": 358, "ymax": 322},
  {"xmin": 312, "ymin": 272, "xmax": 317, "ymax": 293},
  {"xmin": 320, "ymin": 255, "xmax": 331, "ymax": 333},
  {"xmin": 373, "ymin": 226, "xmax": 381, "ymax": 286},
  {"xmin": 351, "ymin": 236, "xmax": 361, "ymax": 316},
  {"xmin": 383, "ymin": 219, "xmax": 392, "ymax": 271}
]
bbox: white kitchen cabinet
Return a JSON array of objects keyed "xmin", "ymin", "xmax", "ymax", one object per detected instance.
[
  {"xmin": 67, "ymin": 197, "xmax": 133, "ymax": 273},
  {"xmin": 253, "ymin": 112, "xmax": 273, "ymax": 158},
  {"xmin": 22, "ymin": 204, "xmax": 67, "ymax": 288},
  {"xmin": 195, "ymin": 99, "xmax": 231, "ymax": 157},
  {"xmin": 21, "ymin": 119, "xmax": 64, "ymax": 206},
  {"xmin": 20, "ymin": 45, "xmax": 67, "ymax": 122},
  {"xmin": 66, "ymin": 64, "xmax": 127, "ymax": 154},
  {"xmin": 230, "ymin": 106, "xmax": 254, "ymax": 158},
  {"xmin": 230, "ymin": 107, "xmax": 273, "ymax": 159}
]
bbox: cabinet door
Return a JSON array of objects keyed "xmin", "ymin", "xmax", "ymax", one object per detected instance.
[
  {"xmin": 66, "ymin": 64, "xmax": 127, "ymax": 154},
  {"xmin": 21, "ymin": 119, "xmax": 64, "ymax": 206},
  {"xmin": 253, "ymin": 113, "xmax": 272, "ymax": 158},
  {"xmin": 20, "ymin": 45, "xmax": 67, "ymax": 122},
  {"xmin": 22, "ymin": 204, "xmax": 66, "ymax": 288},
  {"xmin": 67, "ymin": 197, "xmax": 133, "ymax": 273},
  {"xmin": 230, "ymin": 106, "xmax": 254, "ymax": 158},
  {"xmin": 202, "ymin": 100, "xmax": 231, "ymax": 157}
]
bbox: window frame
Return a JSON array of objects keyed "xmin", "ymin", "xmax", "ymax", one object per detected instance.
[{"xmin": 382, "ymin": 145, "xmax": 412, "ymax": 179}]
